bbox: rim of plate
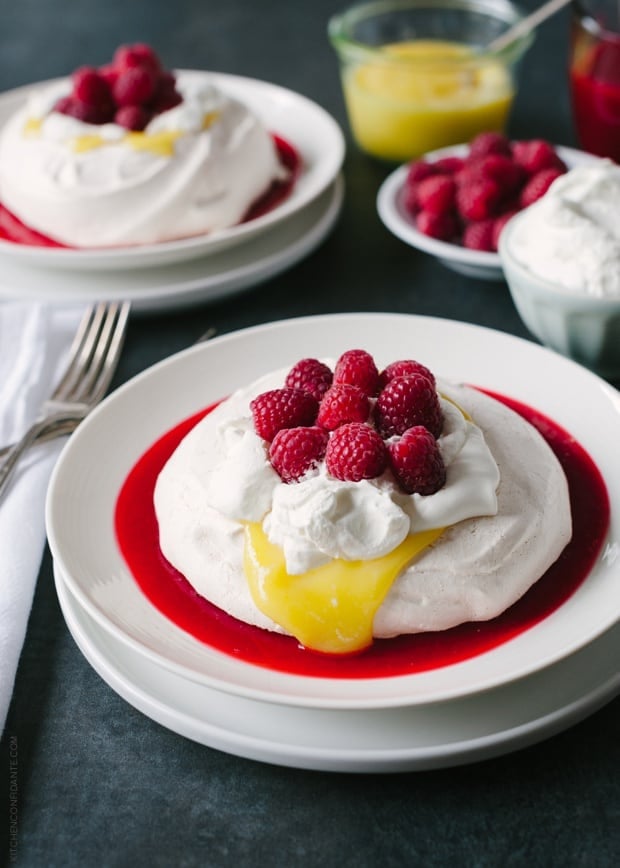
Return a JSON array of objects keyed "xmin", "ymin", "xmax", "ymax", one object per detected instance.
[
  {"xmin": 0, "ymin": 71, "xmax": 345, "ymax": 271},
  {"xmin": 376, "ymin": 145, "xmax": 605, "ymax": 274},
  {"xmin": 46, "ymin": 312, "xmax": 620, "ymax": 710}
]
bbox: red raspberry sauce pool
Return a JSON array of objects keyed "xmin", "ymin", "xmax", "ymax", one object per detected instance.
[
  {"xmin": 114, "ymin": 391, "xmax": 609, "ymax": 679},
  {"xmin": 0, "ymin": 135, "xmax": 299, "ymax": 248}
]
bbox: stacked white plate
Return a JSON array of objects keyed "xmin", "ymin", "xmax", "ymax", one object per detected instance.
[
  {"xmin": 0, "ymin": 73, "xmax": 345, "ymax": 312},
  {"xmin": 46, "ymin": 313, "xmax": 620, "ymax": 772}
]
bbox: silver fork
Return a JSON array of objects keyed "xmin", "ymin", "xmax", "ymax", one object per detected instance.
[
  {"xmin": 0, "ymin": 324, "xmax": 215, "ymax": 460},
  {"xmin": 0, "ymin": 300, "xmax": 130, "ymax": 501}
]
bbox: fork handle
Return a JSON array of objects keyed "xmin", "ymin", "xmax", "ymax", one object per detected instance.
[{"xmin": 0, "ymin": 412, "xmax": 84, "ymax": 502}]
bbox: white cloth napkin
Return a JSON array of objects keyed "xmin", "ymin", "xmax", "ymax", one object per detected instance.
[{"xmin": 0, "ymin": 302, "xmax": 84, "ymax": 735}]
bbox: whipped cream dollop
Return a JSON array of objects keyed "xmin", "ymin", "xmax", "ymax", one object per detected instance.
[
  {"xmin": 153, "ymin": 365, "xmax": 572, "ymax": 637},
  {"xmin": 0, "ymin": 73, "xmax": 283, "ymax": 247},
  {"xmin": 507, "ymin": 161, "xmax": 620, "ymax": 298}
]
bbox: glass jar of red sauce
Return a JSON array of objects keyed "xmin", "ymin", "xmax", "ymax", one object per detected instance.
[{"xmin": 570, "ymin": 0, "xmax": 620, "ymax": 162}]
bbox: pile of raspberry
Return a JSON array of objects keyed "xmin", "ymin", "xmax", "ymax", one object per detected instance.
[
  {"xmin": 250, "ymin": 349, "xmax": 447, "ymax": 496},
  {"xmin": 403, "ymin": 132, "xmax": 568, "ymax": 252},
  {"xmin": 53, "ymin": 43, "xmax": 182, "ymax": 132}
]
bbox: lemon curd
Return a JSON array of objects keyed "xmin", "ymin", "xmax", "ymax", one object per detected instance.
[
  {"xmin": 243, "ymin": 521, "xmax": 445, "ymax": 655},
  {"xmin": 342, "ymin": 40, "xmax": 514, "ymax": 162}
]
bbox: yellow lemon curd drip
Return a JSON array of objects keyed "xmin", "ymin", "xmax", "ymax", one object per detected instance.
[
  {"xmin": 243, "ymin": 522, "xmax": 445, "ymax": 655},
  {"xmin": 342, "ymin": 39, "xmax": 513, "ymax": 161},
  {"xmin": 25, "ymin": 111, "xmax": 219, "ymax": 157}
]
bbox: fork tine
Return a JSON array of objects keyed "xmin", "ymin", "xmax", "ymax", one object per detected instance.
[
  {"xmin": 62, "ymin": 302, "xmax": 130, "ymax": 406},
  {"xmin": 50, "ymin": 304, "xmax": 100, "ymax": 402}
]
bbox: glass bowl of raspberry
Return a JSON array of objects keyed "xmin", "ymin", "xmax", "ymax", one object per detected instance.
[
  {"xmin": 377, "ymin": 133, "xmax": 593, "ymax": 281},
  {"xmin": 328, "ymin": 0, "xmax": 533, "ymax": 163},
  {"xmin": 499, "ymin": 158, "xmax": 620, "ymax": 380}
]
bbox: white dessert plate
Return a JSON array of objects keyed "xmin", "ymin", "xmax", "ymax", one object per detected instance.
[
  {"xmin": 0, "ymin": 71, "xmax": 345, "ymax": 270},
  {"xmin": 0, "ymin": 176, "xmax": 343, "ymax": 313},
  {"xmin": 46, "ymin": 313, "xmax": 620, "ymax": 709},
  {"xmin": 54, "ymin": 562, "xmax": 620, "ymax": 773},
  {"xmin": 377, "ymin": 145, "xmax": 603, "ymax": 281}
]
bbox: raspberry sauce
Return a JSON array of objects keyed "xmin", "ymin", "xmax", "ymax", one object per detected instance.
[
  {"xmin": 0, "ymin": 135, "xmax": 299, "ymax": 248},
  {"xmin": 114, "ymin": 391, "xmax": 610, "ymax": 680}
]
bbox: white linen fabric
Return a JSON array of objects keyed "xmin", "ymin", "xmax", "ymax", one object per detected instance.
[{"xmin": 0, "ymin": 302, "xmax": 84, "ymax": 734}]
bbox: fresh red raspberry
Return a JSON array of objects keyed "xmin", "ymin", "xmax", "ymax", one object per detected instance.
[
  {"xmin": 250, "ymin": 388, "xmax": 318, "ymax": 442},
  {"xmin": 374, "ymin": 374, "xmax": 443, "ymax": 439},
  {"xmin": 333, "ymin": 349, "xmax": 380, "ymax": 396},
  {"xmin": 72, "ymin": 67, "xmax": 113, "ymax": 109},
  {"xmin": 512, "ymin": 139, "xmax": 566, "ymax": 175},
  {"xmin": 432, "ymin": 155, "xmax": 466, "ymax": 175},
  {"xmin": 325, "ymin": 423, "xmax": 388, "ymax": 482},
  {"xmin": 456, "ymin": 177, "xmax": 503, "ymax": 221},
  {"xmin": 379, "ymin": 359, "xmax": 436, "ymax": 388},
  {"xmin": 519, "ymin": 168, "xmax": 564, "ymax": 207},
  {"xmin": 468, "ymin": 154, "xmax": 525, "ymax": 196},
  {"xmin": 113, "ymin": 43, "xmax": 161, "ymax": 75},
  {"xmin": 387, "ymin": 426, "xmax": 446, "ymax": 495},
  {"xmin": 468, "ymin": 131, "xmax": 512, "ymax": 159},
  {"xmin": 115, "ymin": 105, "xmax": 151, "ymax": 131},
  {"xmin": 491, "ymin": 210, "xmax": 518, "ymax": 250},
  {"xmin": 463, "ymin": 218, "xmax": 496, "ymax": 252},
  {"xmin": 406, "ymin": 160, "xmax": 436, "ymax": 186},
  {"xmin": 416, "ymin": 209, "xmax": 459, "ymax": 241},
  {"xmin": 54, "ymin": 96, "xmax": 113, "ymax": 125},
  {"xmin": 285, "ymin": 358, "xmax": 333, "ymax": 401},
  {"xmin": 149, "ymin": 72, "xmax": 183, "ymax": 113},
  {"xmin": 98, "ymin": 63, "xmax": 120, "ymax": 89},
  {"xmin": 113, "ymin": 66, "xmax": 157, "ymax": 107},
  {"xmin": 415, "ymin": 175, "xmax": 456, "ymax": 216},
  {"xmin": 317, "ymin": 383, "xmax": 370, "ymax": 430},
  {"xmin": 269, "ymin": 426, "xmax": 329, "ymax": 483},
  {"xmin": 402, "ymin": 183, "xmax": 420, "ymax": 216}
]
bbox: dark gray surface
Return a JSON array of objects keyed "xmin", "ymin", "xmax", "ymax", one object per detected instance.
[{"xmin": 1, "ymin": 1, "xmax": 619, "ymax": 866}]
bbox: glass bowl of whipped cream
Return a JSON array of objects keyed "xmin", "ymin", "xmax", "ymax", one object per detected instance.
[{"xmin": 499, "ymin": 159, "xmax": 620, "ymax": 381}]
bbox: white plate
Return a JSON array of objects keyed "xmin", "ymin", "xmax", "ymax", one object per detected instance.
[
  {"xmin": 0, "ymin": 176, "xmax": 343, "ymax": 313},
  {"xmin": 54, "ymin": 562, "xmax": 620, "ymax": 773},
  {"xmin": 46, "ymin": 313, "xmax": 620, "ymax": 709},
  {"xmin": 0, "ymin": 71, "xmax": 345, "ymax": 270},
  {"xmin": 377, "ymin": 145, "xmax": 603, "ymax": 281}
]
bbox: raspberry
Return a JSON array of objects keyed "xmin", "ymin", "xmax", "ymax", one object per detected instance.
[
  {"xmin": 463, "ymin": 218, "xmax": 496, "ymax": 252},
  {"xmin": 415, "ymin": 175, "xmax": 456, "ymax": 216},
  {"xmin": 285, "ymin": 358, "xmax": 333, "ymax": 401},
  {"xmin": 388, "ymin": 426, "xmax": 446, "ymax": 495},
  {"xmin": 72, "ymin": 67, "xmax": 113, "ymax": 109},
  {"xmin": 456, "ymin": 177, "xmax": 502, "ymax": 221},
  {"xmin": 317, "ymin": 384, "xmax": 370, "ymax": 430},
  {"xmin": 325, "ymin": 423, "xmax": 388, "ymax": 482},
  {"xmin": 519, "ymin": 168, "xmax": 564, "ymax": 207},
  {"xmin": 150, "ymin": 72, "xmax": 183, "ymax": 113},
  {"xmin": 115, "ymin": 105, "xmax": 151, "ymax": 131},
  {"xmin": 468, "ymin": 154, "xmax": 525, "ymax": 196},
  {"xmin": 250, "ymin": 388, "xmax": 318, "ymax": 442},
  {"xmin": 416, "ymin": 209, "xmax": 459, "ymax": 241},
  {"xmin": 512, "ymin": 139, "xmax": 566, "ymax": 175},
  {"xmin": 333, "ymin": 349, "xmax": 379, "ymax": 396},
  {"xmin": 55, "ymin": 96, "xmax": 113, "ymax": 125},
  {"xmin": 491, "ymin": 210, "xmax": 518, "ymax": 250},
  {"xmin": 468, "ymin": 131, "xmax": 512, "ymax": 158},
  {"xmin": 113, "ymin": 66, "xmax": 157, "ymax": 107},
  {"xmin": 113, "ymin": 43, "xmax": 161, "ymax": 75},
  {"xmin": 379, "ymin": 359, "xmax": 436, "ymax": 388},
  {"xmin": 402, "ymin": 183, "xmax": 420, "ymax": 216},
  {"xmin": 432, "ymin": 155, "xmax": 466, "ymax": 175},
  {"xmin": 374, "ymin": 374, "xmax": 443, "ymax": 439},
  {"xmin": 406, "ymin": 160, "xmax": 437, "ymax": 185},
  {"xmin": 269, "ymin": 426, "xmax": 329, "ymax": 483}
]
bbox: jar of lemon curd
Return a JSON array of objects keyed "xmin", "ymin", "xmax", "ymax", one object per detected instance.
[{"xmin": 329, "ymin": 0, "xmax": 534, "ymax": 162}]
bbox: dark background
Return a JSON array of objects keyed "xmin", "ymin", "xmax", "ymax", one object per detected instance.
[{"xmin": 1, "ymin": 1, "xmax": 618, "ymax": 866}]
